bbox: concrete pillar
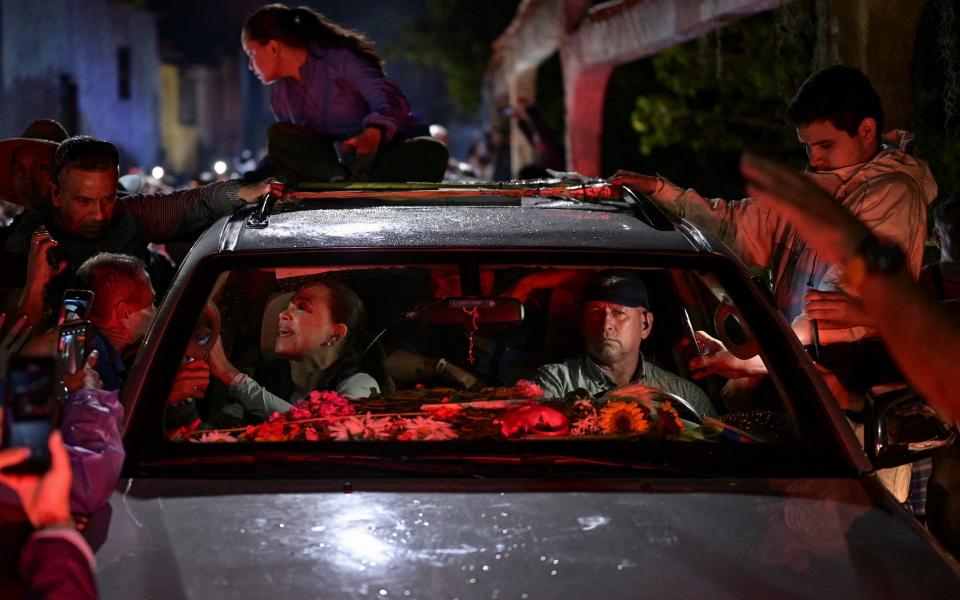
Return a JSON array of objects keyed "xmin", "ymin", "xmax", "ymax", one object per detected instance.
[
  {"xmin": 563, "ymin": 64, "xmax": 613, "ymax": 177},
  {"xmin": 509, "ymin": 67, "xmax": 538, "ymax": 177}
]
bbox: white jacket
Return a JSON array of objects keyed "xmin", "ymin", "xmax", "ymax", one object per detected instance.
[{"xmin": 651, "ymin": 132, "xmax": 938, "ymax": 340}]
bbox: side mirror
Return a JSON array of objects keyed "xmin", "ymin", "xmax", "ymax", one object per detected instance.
[
  {"xmin": 713, "ymin": 303, "xmax": 759, "ymax": 360},
  {"xmin": 865, "ymin": 386, "xmax": 955, "ymax": 469},
  {"xmin": 418, "ymin": 297, "xmax": 524, "ymax": 327}
]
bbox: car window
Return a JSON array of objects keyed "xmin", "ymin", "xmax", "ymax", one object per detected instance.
[{"xmin": 160, "ymin": 262, "xmax": 800, "ymax": 445}]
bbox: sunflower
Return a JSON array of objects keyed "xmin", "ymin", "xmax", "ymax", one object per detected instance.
[
  {"xmin": 654, "ymin": 401, "xmax": 685, "ymax": 437},
  {"xmin": 599, "ymin": 401, "xmax": 651, "ymax": 435}
]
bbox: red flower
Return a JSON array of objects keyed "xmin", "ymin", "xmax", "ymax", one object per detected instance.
[
  {"xmin": 513, "ymin": 379, "xmax": 545, "ymax": 400},
  {"xmin": 424, "ymin": 404, "xmax": 463, "ymax": 420}
]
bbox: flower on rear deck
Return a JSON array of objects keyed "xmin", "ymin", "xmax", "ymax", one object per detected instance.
[
  {"xmin": 654, "ymin": 401, "xmax": 685, "ymax": 438},
  {"xmin": 194, "ymin": 431, "xmax": 238, "ymax": 443},
  {"xmin": 513, "ymin": 379, "xmax": 545, "ymax": 400},
  {"xmin": 328, "ymin": 413, "xmax": 393, "ymax": 441},
  {"xmin": 398, "ymin": 416, "xmax": 458, "ymax": 441},
  {"xmin": 599, "ymin": 401, "xmax": 650, "ymax": 435}
]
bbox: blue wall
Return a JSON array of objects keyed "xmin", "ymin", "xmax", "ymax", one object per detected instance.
[{"xmin": 0, "ymin": 0, "xmax": 161, "ymax": 170}]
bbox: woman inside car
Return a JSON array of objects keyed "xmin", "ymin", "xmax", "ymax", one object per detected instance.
[
  {"xmin": 241, "ymin": 3, "xmax": 447, "ymax": 182},
  {"xmin": 207, "ymin": 280, "xmax": 380, "ymax": 421}
]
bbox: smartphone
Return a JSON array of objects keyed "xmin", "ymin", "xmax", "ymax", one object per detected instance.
[
  {"xmin": 1, "ymin": 357, "xmax": 59, "ymax": 473},
  {"xmin": 681, "ymin": 308, "xmax": 703, "ymax": 356},
  {"xmin": 57, "ymin": 320, "xmax": 93, "ymax": 375},
  {"xmin": 59, "ymin": 289, "xmax": 94, "ymax": 325}
]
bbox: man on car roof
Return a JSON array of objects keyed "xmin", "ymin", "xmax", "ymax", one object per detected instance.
[{"xmin": 533, "ymin": 270, "xmax": 715, "ymax": 418}]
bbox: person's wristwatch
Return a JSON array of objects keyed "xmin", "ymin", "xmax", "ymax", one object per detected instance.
[{"xmin": 842, "ymin": 234, "xmax": 907, "ymax": 292}]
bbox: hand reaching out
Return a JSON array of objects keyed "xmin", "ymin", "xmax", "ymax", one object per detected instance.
[
  {"xmin": 688, "ymin": 330, "xmax": 767, "ymax": 380},
  {"xmin": 0, "ymin": 313, "xmax": 32, "ymax": 379},
  {"xmin": 61, "ymin": 349, "xmax": 102, "ymax": 393},
  {"xmin": 802, "ymin": 289, "xmax": 871, "ymax": 330},
  {"xmin": 237, "ymin": 179, "xmax": 275, "ymax": 204},
  {"xmin": 609, "ymin": 170, "xmax": 663, "ymax": 196},
  {"xmin": 740, "ymin": 153, "xmax": 869, "ymax": 264},
  {"xmin": 26, "ymin": 228, "xmax": 67, "ymax": 290},
  {"xmin": 0, "ymin": 431, "xmax": 73, "ymax": 529},
  {"xmin": 167, "ymin": 359, "xmax": 212, "ymax": 406}
]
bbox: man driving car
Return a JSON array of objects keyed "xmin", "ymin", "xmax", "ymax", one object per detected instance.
[{"xmin": 533, "ymin": 270, "xmax": 715, "ymax": 418}]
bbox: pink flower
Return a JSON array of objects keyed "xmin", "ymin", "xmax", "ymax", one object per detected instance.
[
  {"xmin": 571, "ymin": 413, "xmax": 602, "ymax": 436},
  {"xmin": 193, "ymin": 431, "xmax": 238, "ymax": 443},
  {"xmin": 245, "ymin": 420, "xmax": 288, "ymax": 441},
  {"xmin": 513, "ymin": 379, "xmax": 545, "ymax": 400},
  {"xmin": 304, "ymin": 427, "xmax": 321, "ymax": 441},
  {"xmin": 328, "ymin": 414, "xmax": 394, "ymax": 441},
  {"xmin": 400, "ymin": 416, "xmax": 458, "ymax": 441},
  {"xmin": 423, "ymin": 404, "xmax": 463, "ymax": 420},
  {"xmin": 170, "ymin": 418, "xmax": 202, "ymax": 440}
]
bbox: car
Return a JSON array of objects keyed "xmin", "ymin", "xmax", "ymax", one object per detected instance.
[{"xmin": 84, "ymin": 178, "xmax": 957, "ymax": 598}]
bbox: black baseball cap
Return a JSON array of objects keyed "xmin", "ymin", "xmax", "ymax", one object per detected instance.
[{"xmin": 582, "ymin": 270, "xmax": 649, "ymax": 309}]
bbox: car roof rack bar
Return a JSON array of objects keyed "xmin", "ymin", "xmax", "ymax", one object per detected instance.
[{"xmin": 243, "ymin": 178, "xmax": 626, "ymax": 227}]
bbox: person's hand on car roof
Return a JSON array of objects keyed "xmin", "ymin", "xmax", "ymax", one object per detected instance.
[
  {"xmin": 237, "ymin": 178, "xmax": 276, "ymax": 204},
  {"xmin": 609, "ymin": 170, "xmax": 663, "ymax": 196}
]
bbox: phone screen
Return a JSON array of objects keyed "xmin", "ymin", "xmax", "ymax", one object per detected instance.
[
  {"xmin": 59, "ymin": 289, "xmax": 94, "ymax": 325},
  {"xmin": 57, "ymin": 320, "xmax": 92, "ymax": 375},
  {"xmin": 681, "ymin": 308, "xmax": 703, "ymax": 357},
  {"xmin": 2, "ymin": 357, "xmax": 58, "ymax": 473}
]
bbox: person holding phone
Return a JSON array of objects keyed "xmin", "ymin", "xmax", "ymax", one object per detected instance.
[
  {"xmin": 0, "ymin": 431, "xmax": 97, "ymax": 599},
  {"xmin": 3, "ymin": 135, "xmax": 272, "ymax": 318},
  {"xmin": 71, "ymin": 253, "xmax": 156, "ymax": 391},
  {"xmin": 612, "ymin": 66, "xmax": 936, "ymax": 379}
]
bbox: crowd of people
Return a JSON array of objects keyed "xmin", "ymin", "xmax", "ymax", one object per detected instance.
[{"xmin": 1, "ymin": 2, "xmax": 960, "ymax": 596}]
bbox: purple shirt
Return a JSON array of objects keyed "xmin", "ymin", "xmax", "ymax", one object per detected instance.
[{"xmin": 270, "ymin": 47, "xmax": 412, "ymax": 143}]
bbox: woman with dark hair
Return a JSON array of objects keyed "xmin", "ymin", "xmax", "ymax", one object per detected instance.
[
  {"xmin": 208, "ymin": 280, "xmax": 380, "ymax": 420},
  {"xmin": 241, "ymin": 3, "xmax": 447, "ymax": 183}
]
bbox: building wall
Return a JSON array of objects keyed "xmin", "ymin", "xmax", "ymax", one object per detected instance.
[
  {"xmin": 0, "ymin": 0, "xmax": 161, "ymax": 169},
  {"xmin": 158, "ymin": 63, "xmax": 197, "ymax": 176},
  {"xmin": 195, "ymin": 53, "xmax": 245, "ymax": 171}
]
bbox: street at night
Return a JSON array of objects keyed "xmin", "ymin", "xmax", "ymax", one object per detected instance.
[{"xmin": 1, "ymin": 1, "xmax": 960, "ymax": 598}]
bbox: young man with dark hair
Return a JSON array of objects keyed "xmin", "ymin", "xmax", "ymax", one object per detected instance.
[
  {"xmin": 4, "ymin": 135, "xmax": 271, "ymax": 316},
  {"xmin": 613, "ymin": 65, "xmax": 937, "ymax": 372}
]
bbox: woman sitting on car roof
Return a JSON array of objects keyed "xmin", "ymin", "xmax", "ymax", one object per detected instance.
[
  {"xmin": 207, "ymin": 280, "xmax": 380, "ymax": 421},
  {"xmin": 241, "ymin": 3, "xmax": 447, "ymax": 183}
]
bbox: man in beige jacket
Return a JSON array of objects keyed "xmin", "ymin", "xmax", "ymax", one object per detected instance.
[{"xmin": 613, "ymin": 65, "xmax": 938, "ymax": 378}]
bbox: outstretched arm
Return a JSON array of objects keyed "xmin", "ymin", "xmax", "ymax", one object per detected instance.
[
  {"xmin": 125, "ymin": 179, "xmax": 271, "ymax": 242},
  {"xmin": 741, "ymin": 153, "xmax": 960, "ymax": 419}
]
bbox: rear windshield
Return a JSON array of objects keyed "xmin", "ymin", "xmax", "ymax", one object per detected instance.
[{"xmin": 159, "ymin": 262, "xmax": 801, "ymax": 446}]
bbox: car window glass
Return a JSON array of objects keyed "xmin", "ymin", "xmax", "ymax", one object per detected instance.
[{"xmin": 163, "ymin": 264, "xmax": 799, "ymax": 444}]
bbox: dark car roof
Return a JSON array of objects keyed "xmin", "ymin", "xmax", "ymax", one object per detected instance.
[{"xmin": 215, "ymin": 199, "xmax": 719, "ymax": 255}]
